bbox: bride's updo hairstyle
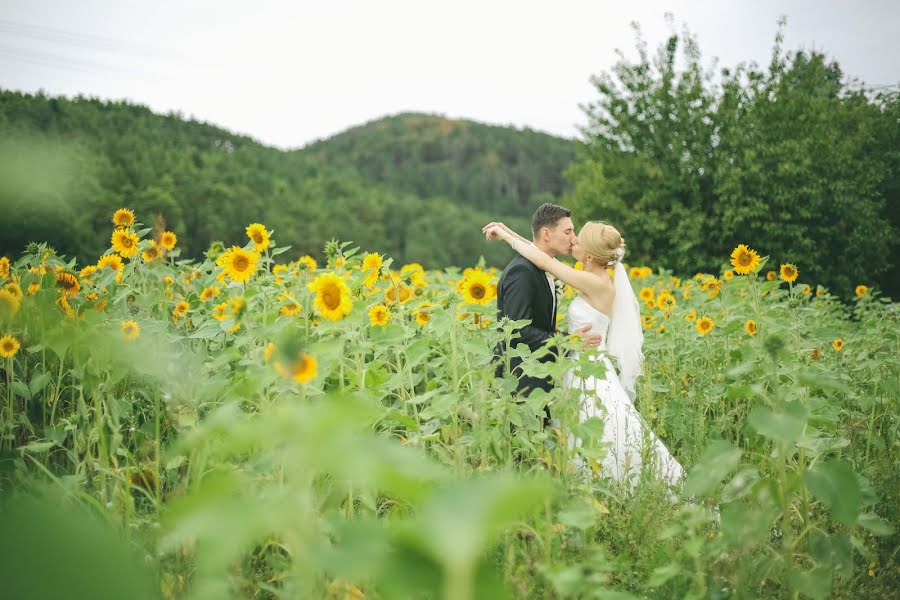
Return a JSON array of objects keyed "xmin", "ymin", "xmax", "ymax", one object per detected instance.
[{"xmin": 579, "ymin": 221, "xmax": 625, "ymax": 267}]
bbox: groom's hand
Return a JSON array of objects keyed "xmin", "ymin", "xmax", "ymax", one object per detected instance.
[{"xmin": 573, "ymin": 324, "xmax": 602, "ymax": 349}]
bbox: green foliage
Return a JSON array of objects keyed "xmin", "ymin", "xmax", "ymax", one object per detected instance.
[
  {"xmin": 0, "ymin": 92, "xmax": 567, "ymax": 271},
  {"xmin": 1, "ymin": 230, "xmax": 898, "ymax": 599},
  {"xmin": 568, "ymin": 21, "xmax": 899, "ymax": 298}
]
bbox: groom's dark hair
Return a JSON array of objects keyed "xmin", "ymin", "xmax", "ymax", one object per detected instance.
[{"xmin": 531, "ymin": 203, "xmax": 572, "ymax": 237}]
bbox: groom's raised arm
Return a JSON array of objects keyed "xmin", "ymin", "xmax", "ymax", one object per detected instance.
[{"xmin": 502, "ymin": 264, "xmax": 553, "ymax": 353}]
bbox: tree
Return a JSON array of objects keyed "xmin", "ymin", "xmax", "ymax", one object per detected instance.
[{"xmin": 568, "ymin": 19, "xmax": 899, "ymax": 297}]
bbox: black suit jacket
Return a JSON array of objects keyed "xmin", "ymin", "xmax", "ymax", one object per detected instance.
[{"xmin": 493, "ymin": 255, "xmax": 559, "ymax": 397}]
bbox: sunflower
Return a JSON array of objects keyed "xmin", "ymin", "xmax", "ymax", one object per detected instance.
[
  {"xmin": 639, "ymin": 287, "xmax": 655, "ymax": 303},
  {"xmin": 229, "ymin": 296, "xmax": 246, "ymax": 318},
  {"xmin": 766, "ymin": 270, "xmax": 776, "ymax": 281},
  {"xmin": 111, "ymin": 228, "xmax": 140, "ymax": 258},
  {"xmin": 296, "ymin": 255, "xmax": 318, "ymax": 273},
  {"xmin": 218, "ymin": 246, "xmax": 259, "ymax": 283},
  {"xmin": 308, "ymin": 273, "xmax": 353, "ymax": 321},
  {"xmin": 159, "ymin": 231, "xmax": 177, "ymax": 251},
  {"xmin": 832, "ymin": 338, "xmax": 844, "ymax": 352},
  {"xmin": 413, "ymin": 302, "xmax": 433, "ymax": 326},
  {"xmin": 97, "ymin": 254, "xmax": 124, "ymax": 274},
  {"xmin": 723, "ymin": 269, "xmax": 735, "ymax": 280},
  {"xmin": 195, "ymin": 286, "xmax": 216, "ymax": 301},
  {"xmin": 55, "ymin": 271, "xmax": 81, "ymax": 297},
  {"xmin": 801, "ymin": 284, "xmax": 812, "ymax": 295},
  {"xmin": 460, "ymin": 271, "xmax": 495, "ymax": 305},
  {"xmin": 121, "ymin": 320, "xmax": 140, "ymax": 341},
  {"xmin": 729, "ymin": 244, "xmax": 760, "ymax": 275},
  {"xmin": 684, "ymin": 308, "xmax": 697, "ymax": 322},
  {"xmin": 656, "ymin": 291, "xmax": 676, "ymax": 312},
  {"xmin": 280, "ymin": 302, "xmax": 303, "ymax": 317},
  {"xmin": 409, "ymin": 271, "xmax": 428, "ymax": 288},
  {"xmin": 629, "ymin": 266, "xmax": 643, "ymax": 279},
  {"xmin": 696, "ymin": 316, "xmax": 715, "ymax": 335},
  {"xmin": 385, "ymin": 283, "xmax": 412, "ymax": 304},
  {"xmin": 401, "ymin": 263, "xmax": 424, "ymax": 276},
  {"xmin": 212, "ymin": 301, "xmax": 228, "ymax": 321},
  {"xmin": 0, "ymin": 334, "xmax": 20, "ymax": 358},
  {"xmin": 172, "ymin": 300, "xmax": 190, "ymax": 321},
  {"xmin": 112, "ymin": 208, "xmax": 135, "ymax": 227},
  {"xmin": 27, "ymin": 282, "xmax": 40, "ymax": 296},
  {"xmin": 363, "ymin": 252, "xmax": 383, "ymax": 272},
  {"xmin": 275, "ymin": 352, "xmax": 318, "ymax": 383},
  {"xmin": 641, "ymin": 315, "xmax": 656, "ymax": 330},
  {"xmin": 142, "ymin": 241, "xmax": 161, "ymax": 262},
  {"xmin": 744, "ymin": 319, "xmax": 758, "ymax": 336},
  {"xmin": 855, "ymin": 285, "xmax": 868, "ymax": 298},
  {"xmin": 245, "ymin": 223, "xmax": 270, "ymax": 251},
  {"xmin": 56, "ymin": 295, "xmax": 74, "ymax": 317},
  {"xmin": 5, "ymin": 282, "xmax": 23, "ymax": 301},
  {"xmin": 273, "ymin": 264, "xmax": 289, "ymax": 285},
  {"xmin": 640, "ymin": 267, "xmax": 653, "ymax": 278},
  {"xmin": 0, "ymin": 256, "xmax": 9, "ymax": 280},
  {"xmin": 79, "ymin": 265, "xmax": 97, "ymax": 284},
  {"xmin": 368, "ymin": 305, "xmax": 390, "ymax": 327},
  {"xmin": 701, "ymin": 276, "xmax": 721, "ymax": 299},
  {"xmin": 779, "ymin": 263, "xmax": 798, "ymax": 283}
]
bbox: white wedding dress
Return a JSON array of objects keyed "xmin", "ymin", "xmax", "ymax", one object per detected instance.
[{"xmin": 562, "ymin": 295, "xmax": 685, "ymax": 488}]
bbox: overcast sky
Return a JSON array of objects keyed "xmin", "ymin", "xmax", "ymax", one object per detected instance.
[{"xmin": 2, "ymin": 1, "xmax": 898, "ymax": 149}]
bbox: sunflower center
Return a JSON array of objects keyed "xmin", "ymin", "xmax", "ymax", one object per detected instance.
[
  {"xmin": 123, "ymin": 237, "xmax": 133, "ymax": 248},
  {"xmin": 322, "ymin": 283, "xmax": 341, "ymax": 309},
  {"xmin": 253, "ymin": 233, "xmax": 263, "ymax": 244},
  {"xmin": 233, "ymin": 256, "xmax": 249, "ymax": 271},
  {"xmin": 739, "ymin": 253, "xmax": 751, "ymax": 266},
  {"xmin": 470, "ymin": 284, "xmax": 485, "ymax": 299}
]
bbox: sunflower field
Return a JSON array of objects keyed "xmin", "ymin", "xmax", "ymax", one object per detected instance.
[{"xmin": 0, "ymin": 211, "xmax": 897, "ymax": 600}]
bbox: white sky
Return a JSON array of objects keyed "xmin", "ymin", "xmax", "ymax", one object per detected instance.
[{"xmin": 2, "ymin": 0, "xmax": 898, "ymax": 149}]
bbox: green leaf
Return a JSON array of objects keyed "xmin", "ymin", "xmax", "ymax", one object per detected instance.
[
  {"xmin": 803, "ymin": 459, "xmax": 861, "ymax": 525},
  {"xmin": 29, "ymin": 372, "xmax": 52, "ymax": 396},
  {"xmin": 857, "ymin": 513, "xmax": 894, "ymax": 536},
  {"xmin": 557, "ymin": 498, "xmax": 597, "ymax": 530},
  {"xmin": 407, "ymin": 475, "xmax": 555, "ymax": 572},
  {"xmin": 787, "ymin": 567, "xmax": 832, "ymax": 600},
  {"xmin": 748, "ymin": 406, "xmax": 806, "ymax": 444},
  {"xmin": 190, "ymin": 322, "xmax": 225, "ymax": 339},
  {"xmin": 682, "ymin": 440, "xmax": 742, "ymax": 497},
  {"xmin": 10, "ymin": 381, "xmax": 31, "ymax": 401},
  {"xmin": 18, "ymin": 440, "xmax": 55, "ymax": 453}
]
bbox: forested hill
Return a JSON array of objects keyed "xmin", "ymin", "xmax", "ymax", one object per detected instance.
[
  {"xmin": 301, "ymin": 113, "xmax": 577, "ymax": 215},
  {"xmin": 0, "ymin": 90, "xmax": 574, "ymax": 268}
]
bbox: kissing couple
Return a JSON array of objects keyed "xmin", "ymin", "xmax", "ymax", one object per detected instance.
[{"xmin": 484, "ymin": 203, "xmax": 684, "ymax": 488}]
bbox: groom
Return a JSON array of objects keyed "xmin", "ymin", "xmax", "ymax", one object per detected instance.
[{"xmin": 492, "ymin": 203, "xmax": 600, "ymax": 425}]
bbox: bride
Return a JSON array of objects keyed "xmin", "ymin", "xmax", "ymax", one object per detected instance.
[{"xmin": 483, "ymin": 220, "xmax": 684, "ymax": 488}]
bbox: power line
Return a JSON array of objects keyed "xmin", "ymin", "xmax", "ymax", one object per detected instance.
[
  {"xmin": 0, "ymin": 19, "xmax": 161, "ymax": 58},
  {"xmin": 0, "ymin": 43, "xmax": 147, "ymax": 75}
]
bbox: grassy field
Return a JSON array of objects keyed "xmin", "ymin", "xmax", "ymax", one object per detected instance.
[{"xmin": 0, "ymin": 210, "xmax": 897, "ymax": 599}]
